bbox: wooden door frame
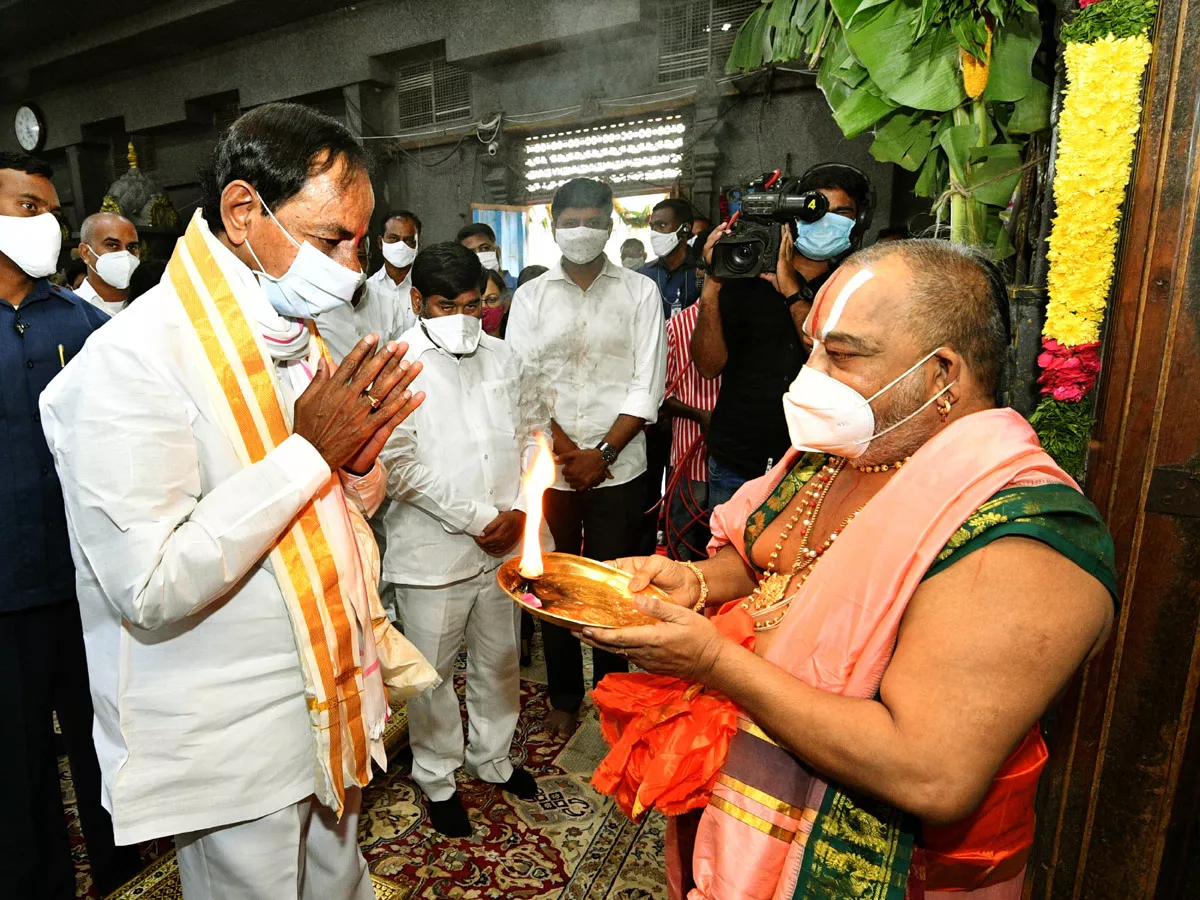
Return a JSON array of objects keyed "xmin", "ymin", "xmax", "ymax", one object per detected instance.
[{"xmin": 1027, "ymin": 1, "xmax": 1200, "ymax": 898}]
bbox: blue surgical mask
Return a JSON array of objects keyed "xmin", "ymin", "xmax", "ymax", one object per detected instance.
[
  {"xmin": 794, "ymin": 213, "xmax": 855, "ymax": 261},
  {"xmin": 245, "ymin": 195, "xmax": 365, "ymax": 320}
]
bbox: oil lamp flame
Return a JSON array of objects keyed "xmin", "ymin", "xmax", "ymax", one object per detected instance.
[{"xmin": 518, "ymin": 431, "xmax": 557, "ymax": 579}]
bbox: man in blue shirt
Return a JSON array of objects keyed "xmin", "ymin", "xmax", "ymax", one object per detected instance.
[
  {"xmin": 639, "ymin": 198, "xmax": 702, "ymax": 320},
  {"xmin": 0, "ymin": 151, "xmax": 139, "ymax": 899}
]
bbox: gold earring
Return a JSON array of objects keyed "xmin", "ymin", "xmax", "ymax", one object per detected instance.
[{"xmin": 937, "ymin": 397, "xmax": 952, "ymax": 418}]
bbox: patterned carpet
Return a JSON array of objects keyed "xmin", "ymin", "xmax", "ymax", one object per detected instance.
[{"xmin": 67, "ymin": 635, "xmax": 668, "ymax": 899}]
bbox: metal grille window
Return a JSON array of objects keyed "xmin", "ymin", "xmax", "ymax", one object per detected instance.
[
  {"xmin": 397, "ymin": 57, "xmax": 472, "ymax": 130},
  {"xmin": 524, "ymin": 115, "xmax": 687, "ymax": 197},
  {"xmin": 657, "ymin": 0, "xmax": 760, "ymax": 83}
]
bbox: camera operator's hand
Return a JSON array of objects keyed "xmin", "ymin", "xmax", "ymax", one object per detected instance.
[
  {"xmin": 702, "ymin": 223, "xmax": 730, "ymax": 275},
  {"xmin": 760, "ymin": 224, "xmax": 803, "ymax": 298}
]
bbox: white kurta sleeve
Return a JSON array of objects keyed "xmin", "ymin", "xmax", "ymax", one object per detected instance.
[
  {"xmin": 378, "ymin": 416, "xmax": 499, "ymax": 537},
  {"xmin": 339, "ymin": 460, "xmax": 387, "ymax": 518},
  {"xmin": 42, "ymin": 339, "xmax": 332, "ymax": 631},
  {"xmin": 620, "ymin": 277, "xmax": 668, "ymax": 423}
]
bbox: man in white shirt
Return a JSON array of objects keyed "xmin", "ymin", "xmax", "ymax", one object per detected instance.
[
  {"xmin": 379, "ymin": 241, "xmax": 542, "ymax": 836},
  {"xmin": 506, "ymin": 177, "xmax": 667, "ymax": 739},
  {"xmin": 40, "ymin": 102, "xmax": 427, "ymax": 900},
  {"xmin": 74, "ymin": 212, "xmax": 140, "ymax": 315},
  {"xmin": 317, "ymin": 209, "xmax": 421, "ymax": 361}
]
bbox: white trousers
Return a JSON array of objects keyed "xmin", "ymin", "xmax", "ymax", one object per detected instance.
[
  {"xmin": 394, "ymin": 570, "xmax": 521, "ymax": 801},
  {"xmin": 175, "ymin": 790, "xmax": 374, "ymax": 900}
]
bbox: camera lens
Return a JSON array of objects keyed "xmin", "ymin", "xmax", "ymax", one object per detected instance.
[{"xmin": 732, "ymin": 244, "xmax": 757, "ymax": 266}]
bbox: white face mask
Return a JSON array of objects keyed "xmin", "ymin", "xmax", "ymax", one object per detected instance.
[
  {"xmin": 476, "ymin": 250, "xmax": 500, "ymax": 271},
  {"xmin": 0, "ymin": 212, "xmax": 61, "ymax": 278},
  {"xmin": 245, "ymin": 196, "xmax": 365, "ymax": 320},
  {"xmin": 621, "ymin": 254, "xmax": 646, "ymax": 270},
  {"xmin": 382, "ymin": 238, "xmax": 418, "ymax": 268},
  {"xmin": 87, "ymin": 245, "xmax": 140, "ymax": 290},
  {"xmin": 649, "ymin": 229, "xmax": 683, "ymax": 259},
  {"xmin": 782, "ymin": 347, "xmax": 955, "ymax": 460},
  {"xmin": 555, "ymin": 226, "xmax": 609, "ymax": 265},
  {"xmin": 422, "ymin": 312, "xmax": 482, "ymax": 356}
]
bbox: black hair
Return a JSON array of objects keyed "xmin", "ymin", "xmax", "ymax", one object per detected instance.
[
  {"xmin": 200, "ymin": 102, "xmax": 367, "ymax": 234},
  {"xmin": 382, "ymin": 209, "xmax": 422, "ymax": 233},
  {"xmin": 483, "ymin": 268, "xmax": 507, "ymax": 294},
  {"xmin": 456, "ymin": 222, "xmax": 495, "ymax": 244},
  {"xmin": 798, "ymin": 163, "xmax": 876, "ymax": 248},
  {"xmin": 517, "ymin": 265, "xmax": 549, "ymax": 287},
  {"xmin": 127, "ymin": 259, "xmax": 167, "ymax": 303},
  {"xmin": 849, "ymin": 239, "xmax": 1009, "ymax": 398},
  {"xmin": 551, "ymin": 178, "xmax": 613, "ymax": 221},
  {"xmin": 653, "ymin": 198, "xmax": 694, "ymax": 230},
  {"xmin": 411, "ymin": 241, "xmax": 485, "ymax": 302},
  {"xmin": 0, "ymin": 151, "xmax": 54, "ymax": 179}
]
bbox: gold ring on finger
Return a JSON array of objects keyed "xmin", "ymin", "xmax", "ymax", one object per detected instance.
[{"xmin": 365, "ymin": 392, "xmax": 382, "ymax": 410}]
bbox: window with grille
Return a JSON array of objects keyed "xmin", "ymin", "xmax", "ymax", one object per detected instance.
[
  {"xmin": 523, "ymin": 115, "xmax": 688, "ymax": 198},
  {"xmin": 657, "ymin": 0, "xmax": 760, "ymax": 84},
  {"xmin": 396, "ymin": 57, "xmax": 472, "ymax": 130}
]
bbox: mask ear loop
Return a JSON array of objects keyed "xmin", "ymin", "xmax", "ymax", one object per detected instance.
[{"xmin": 245, "ymin": 193, "xmax": 301, "ymax": 281}]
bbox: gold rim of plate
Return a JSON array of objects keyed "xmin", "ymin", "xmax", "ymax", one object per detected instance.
[{"xmin": 496, "ymin": 553, "xmax": 663, "ymax": 631}]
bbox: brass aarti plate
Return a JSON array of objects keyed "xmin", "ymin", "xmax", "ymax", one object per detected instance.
[{"xmin": 497, "ymin": 553, "xmax": 663, "ymax": 631}]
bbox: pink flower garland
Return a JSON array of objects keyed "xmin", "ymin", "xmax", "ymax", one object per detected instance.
[
  {"xmin": 1079, "ymin": 0, "xmax": 1103, "ymax": 7},
  {"xmin": 1037, "ymin": 338, "xmax": 1102, "ymax": 402}
]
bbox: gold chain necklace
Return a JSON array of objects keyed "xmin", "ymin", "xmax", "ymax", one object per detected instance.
[{"xmin": 742, "ymin": 458, "xmax": 845, "ymax": 628}]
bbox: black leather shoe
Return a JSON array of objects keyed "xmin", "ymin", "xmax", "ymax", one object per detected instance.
[
  {"xmin": 427, "ymin": 791, "xmax": 471, "ymax": 837},
  {"xmin": 500, "ymin": 767, "xmax": 539, "ymax": 800}
]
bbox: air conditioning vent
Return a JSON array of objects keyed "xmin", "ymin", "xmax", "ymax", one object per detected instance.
[
  {"xmin": 397, "ymin": 57, "xmax": 472, "ymax": 130},
  {"xmin": 657, "ymin": 0, "xmax": 760, "ymax": 84}
]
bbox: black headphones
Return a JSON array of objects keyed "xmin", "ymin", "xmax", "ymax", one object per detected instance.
[{"xmin": 797, "ymin": 162, "xmax": 877, "ymax": 250}]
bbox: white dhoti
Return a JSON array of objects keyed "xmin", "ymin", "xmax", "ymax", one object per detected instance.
[
  {"xmin": 175, "ymin": 790, "xmax": 374, "ymax": 900},
  {"xmin": 394, "ymin": 571, "xmax": 521, "ymax": 801}
]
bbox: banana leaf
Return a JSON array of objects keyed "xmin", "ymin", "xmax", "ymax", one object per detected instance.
[
  {"xmin": 817, "ymin": 27, "xmax": 897, "ymax": 137},
  {"xmin": 938, "ymin": 123, "xmax": 977, "ymax": 187},
  {"xmin": 832, "ymin": 0, "xmax": 967, "ymax": 112},
  {"xmin": 838, "ymin": 0, "xmax": 893, "ymax": 27},
  {"xmin": 967, "ymin": 142, "xmax": 1025, "ymax": 206},
  {"xmin": 727, "ymin": 3, "xmax": 773, "ymax": 72},
  {"xmin": 982, "ymin": 9, "xmax": 1040, "ymax": 102},
  {"xmin": 1007, "ymin": 78, "xmax": 1051, "ymax": 134},
  {"xmin": 914, "ymin": 144, "xmax": 945, "ymax": 197},
  {"xmin": 870, "ymin": 110, "xmax": 935, "ymax": 171}
]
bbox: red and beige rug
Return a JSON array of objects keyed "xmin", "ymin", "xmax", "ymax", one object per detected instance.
[{"xmin": 67, "ymin": 642, "xmax": 668, "ymax": 900}]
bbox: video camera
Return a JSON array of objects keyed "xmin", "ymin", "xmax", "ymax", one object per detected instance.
[{"xmin": 711, "ymin": 170, "xmax": 829, "ymax": 280}]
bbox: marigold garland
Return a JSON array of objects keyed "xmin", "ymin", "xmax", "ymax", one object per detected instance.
[
  {"xmin": 1043, "ymin": 34, "xmax": 1152, "ymax": 347},
  {"xmin": 1032, "ymin": 0, "xmax": 1155, "ymax": 477}
]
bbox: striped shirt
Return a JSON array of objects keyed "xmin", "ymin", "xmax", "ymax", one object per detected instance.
[{"xmin": 665, "ymin": 302, "xmax": 721, "ymax": 482}]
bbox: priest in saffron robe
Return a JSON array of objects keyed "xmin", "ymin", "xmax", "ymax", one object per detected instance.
[
  {"xmin": 41, "ymin": 103, "xmax": 437, "ymax": 900},
  {"xmin": 586, "ymin": 239, "xmax": 1117, "ymax": 900}
]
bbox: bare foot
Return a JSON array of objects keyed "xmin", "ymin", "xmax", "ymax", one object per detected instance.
[{"xmin": 543, "ymin": 708, "xmax": 579, "ymax": 740}]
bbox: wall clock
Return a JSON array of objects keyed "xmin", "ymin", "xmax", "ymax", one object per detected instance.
[{"xmin": 15, "ymin": 104, "xmax": 46, "ymax": 152}]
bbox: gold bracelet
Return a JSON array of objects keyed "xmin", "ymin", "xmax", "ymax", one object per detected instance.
[{"xmin": 680, "ymin": 561, "xmax": 709, "ymax": 613}]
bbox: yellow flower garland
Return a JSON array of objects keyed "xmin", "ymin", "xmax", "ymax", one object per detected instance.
[{"xmin": 1044, "ymin": 34, "xmax": 1152, "ymax": 347}]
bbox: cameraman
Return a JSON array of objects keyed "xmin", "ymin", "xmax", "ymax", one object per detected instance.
[{"xmin": 691, "ymin": 164, "xmax": 874, "ymax": 508}]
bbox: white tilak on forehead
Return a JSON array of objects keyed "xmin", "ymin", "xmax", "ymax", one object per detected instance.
[{"xmin": 819, "ymin": 268, "xmax": 876, "ymax": 341}]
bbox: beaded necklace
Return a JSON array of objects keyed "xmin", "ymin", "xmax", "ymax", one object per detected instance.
[{"xmin": 742, "ymin": 458, "xmax": 861, "ymax": 631}]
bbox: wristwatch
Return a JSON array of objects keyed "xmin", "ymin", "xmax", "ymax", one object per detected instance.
[
  {"xmin": 784, "ymin": 285, "xmax": 814, "ymax": 308},
  {"xmin": 596, "ymin": 441, "xmax": 620, "ymax": 465}
]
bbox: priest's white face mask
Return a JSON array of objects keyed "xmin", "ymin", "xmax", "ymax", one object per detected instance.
[{"xmin": 783, "ymin": 267, "xmax": 955, "ymax": 460}]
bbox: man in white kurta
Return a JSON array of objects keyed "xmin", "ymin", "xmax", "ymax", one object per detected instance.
[
  {"xmin": 317, "ymin": 211, "xmax": 421, "ymax": 362},
  {"xmin": 379, "ymin": 241, "xmax": 544, "ymax": 837},
  {"xmin": 74, "ymin": 212, "xmax": 141, "ymax": 316},
  {"xmin": 39, "ymin": 103, "xmax": 429, "ymax": 900}
]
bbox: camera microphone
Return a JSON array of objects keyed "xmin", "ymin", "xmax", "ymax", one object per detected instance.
[{"xmin": 14, "ymin": 320, "xmax": 29, "ymax": 336}]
